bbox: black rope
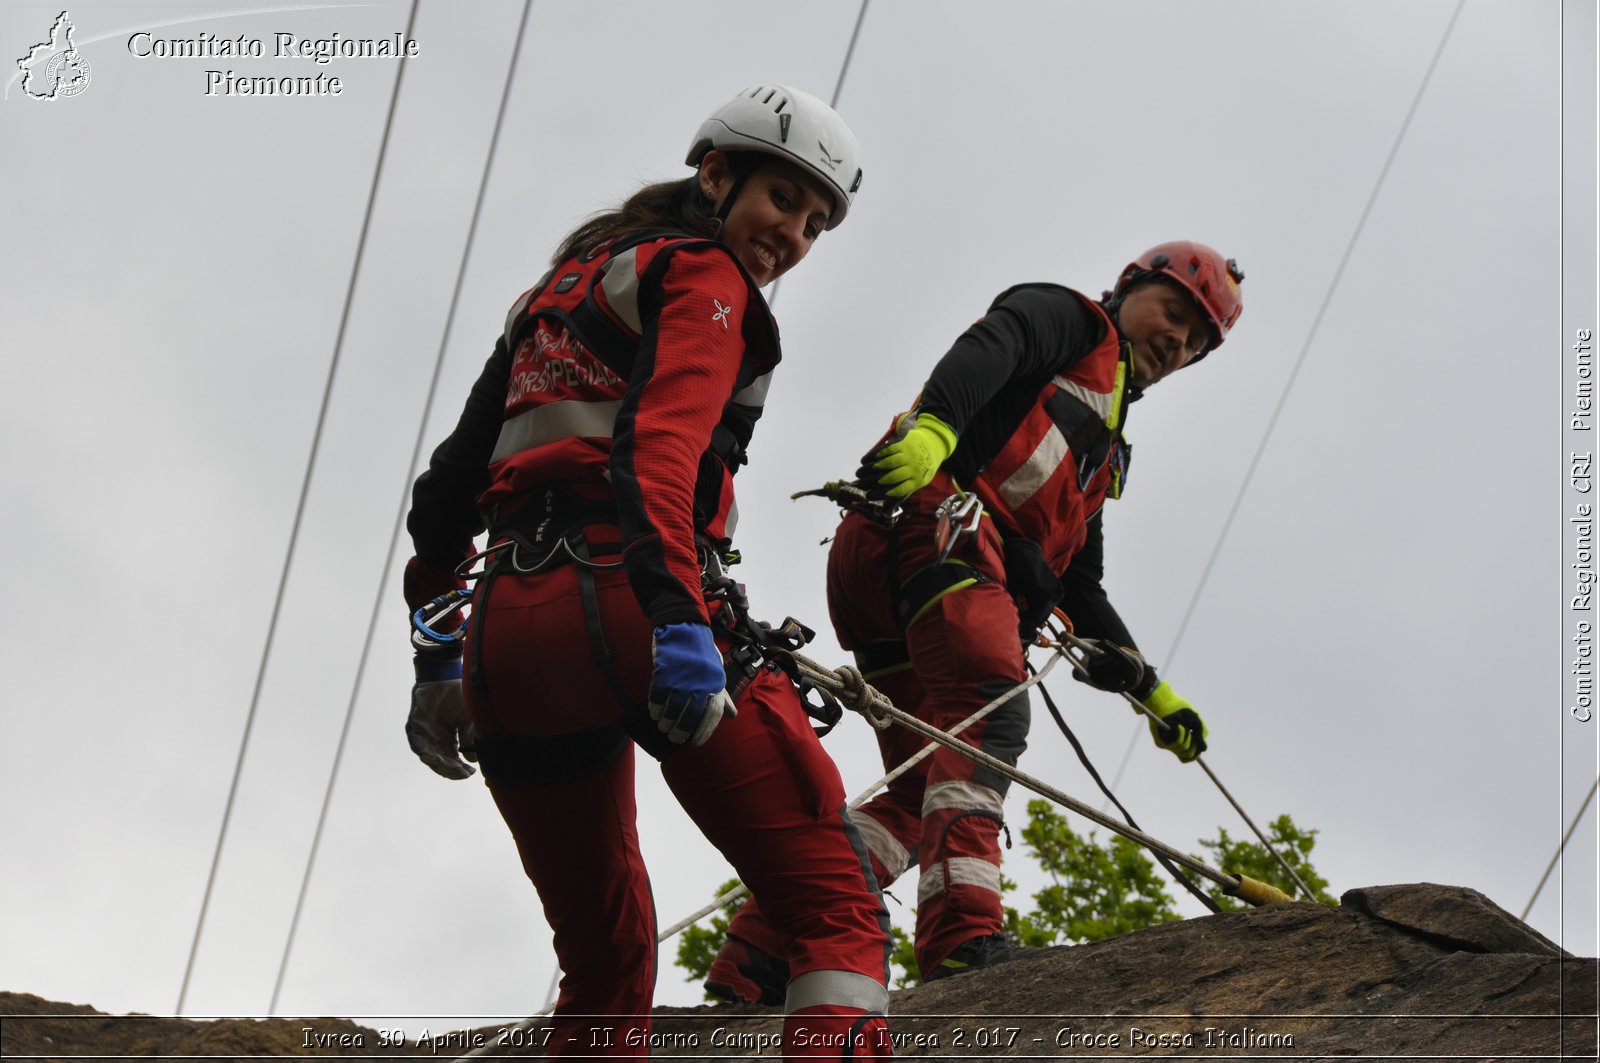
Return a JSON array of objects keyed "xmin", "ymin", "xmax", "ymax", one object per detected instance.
[
  {"xmin": 175, "ymin": 0, "xmax": 424, "ymax": 1016},
  {"xmin": 1027, "ymin": 662, "xmax": 1221, "ymax": 914},
  {"xmin": 266, "ymin": 0, "xmax": 537, "ymax": 1015}
]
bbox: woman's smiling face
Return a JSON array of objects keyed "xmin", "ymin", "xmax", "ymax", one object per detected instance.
[{"xmin": 699, "ymin": 152, "xmax": 837, "ymax": 287}]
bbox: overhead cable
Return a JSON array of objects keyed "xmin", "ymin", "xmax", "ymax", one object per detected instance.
[
  {"xmin": 1105, "ymin": 0, "xmax": 1469, "ymax": 798},
  {"xmin": 765, "ymin": 0, "xmax": 870, "ymax": 311},
  {"xmin": 267, "ymin": 0, "xmax": 537, "ymax": 1016},
  {"xmin": 176, "ymin": 0, "xmax": 423, "ymax": 1017},
  {"xmin": 1521, "ymin": 775, "xmax": 1599, "ymax": 921}
]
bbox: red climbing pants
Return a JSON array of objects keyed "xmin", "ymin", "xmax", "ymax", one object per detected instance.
[
  {"xmin": 722, "ymin": 477, "xmax": 1029, "ymax": 979},
  {"xmin": 463, "ymin": 554, "xmax": 892, "ymax": 1059},
  {"xmin": 827, "ymin": 480, "xmax": 1029, "ymax": 973}
]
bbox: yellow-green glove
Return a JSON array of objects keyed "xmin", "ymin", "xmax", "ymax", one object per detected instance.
[
  {"xmin": 1139, "ymin": 680, "xmax": 1208, "ymax": 762},
  {"xmin": 857, "ymin": 412, "xmax": 958, "ymax": 500}
]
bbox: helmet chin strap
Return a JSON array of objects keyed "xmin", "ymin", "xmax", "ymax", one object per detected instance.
[
  {"xmin": 1103, "ymin": 275, "xmax": 1215, "ymax": 382},
  {"xmin": 714, "ymin": 170, "xmax": 752, "ymax": 228}
]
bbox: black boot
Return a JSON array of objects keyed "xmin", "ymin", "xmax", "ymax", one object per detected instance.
[{"xmin": 923, "ymin": 932, "xmax": 1033, "ymax": 982}]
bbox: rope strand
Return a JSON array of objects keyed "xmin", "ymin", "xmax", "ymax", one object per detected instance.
[{"xmin": 459, "ymin": 646, "xmax": 1292, "ymax": 1061}]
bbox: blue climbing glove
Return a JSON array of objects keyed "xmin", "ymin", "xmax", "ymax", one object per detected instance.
[
  {"xmin": 649, "ymin": 622, "xmax": 738, "ymax": 747},
  {"xmin": 407, "ymin": 652, "xmax": 478, "ymax": 780},
  {"xmin": 856, "ymin": 411, "xmax": 958, "ymax": 500},
  {"xmin": 1138, "ymin": 680, "xmax": 1208, "ymax": 763}
]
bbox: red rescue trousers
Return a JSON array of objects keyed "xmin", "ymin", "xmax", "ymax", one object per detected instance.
[
  {"xmin": 833, "ymin": 479, "xmax": 1028, "ymax": 972},
  {"xmin": 724, "ymin": 477, "xmax": 1029, "ymax": 978},
  {"xmin": 462, "ymin": 549, "xmax": 892, "ymax": 1059}
]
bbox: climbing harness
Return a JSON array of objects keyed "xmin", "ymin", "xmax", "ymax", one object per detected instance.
[
  {"xmin": 443, "ymin": 492, "xmax": 1309, "ymax": 1059},
  {"xmin": 467, "ymin": 485, "xmax": 627, "ymax": 579},
  {"xmin": 415, "ymin": 485, "xmax": 843, "ymax": 740},
  {"xmin": 796, "ymin": 481, "xmax": 994, "ymax": 631}
]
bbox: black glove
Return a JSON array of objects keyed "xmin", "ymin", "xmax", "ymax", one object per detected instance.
[
  {"xmin": 1001, "ymin": 535, "xmax": 1062, "ymax": 642},
  {"xmin": 1070, "ymin": 639, "xmax": 1147, "ymax": 694}
]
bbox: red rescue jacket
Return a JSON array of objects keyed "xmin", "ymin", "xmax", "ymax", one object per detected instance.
[
  {"xmin": 965, "ymin": 289, "xmax": 1132, "ymax": 572},
  {"xmin": 475, "ymin": 232, "xmax": 780, "ymax": 626}
]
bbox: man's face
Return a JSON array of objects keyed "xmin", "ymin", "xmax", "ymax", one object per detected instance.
[{"xmin": 1117, "ymin": 278, "xmax": 1214, "ymax": 390}]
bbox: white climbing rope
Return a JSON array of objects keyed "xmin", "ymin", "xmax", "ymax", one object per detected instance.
[{"xmin": 458, "ymin": 642, "xmax": 1296, "ymax": 1060}]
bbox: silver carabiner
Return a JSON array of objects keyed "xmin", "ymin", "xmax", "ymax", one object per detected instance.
[{"xmin": 933, "ymin": 491, "xmax": 983, "ymax": 565}]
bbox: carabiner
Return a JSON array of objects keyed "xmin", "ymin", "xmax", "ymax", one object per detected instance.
[
  {"xmin": 933, "ymin": 491, "xmax": 983, "ymax": 565},
  {"xmin": 411, "ymin": 587, "xmax": 474, "ymax": 655},
  {"xmin": 791, "ymin": 480, "xmax": 903, "ymax": 527}
]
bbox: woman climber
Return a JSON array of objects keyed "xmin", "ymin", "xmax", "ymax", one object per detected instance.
[{"xmin": 401, "ymin": 86, "xmax": 893, "ymax": 1060}]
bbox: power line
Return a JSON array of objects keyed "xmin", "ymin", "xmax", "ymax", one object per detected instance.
[
  {"xmin": 1521, "ymin": 775, "xmax": 1598, "ymax": 921},
  {"xmin": 176, "ymin": 0, "xmax": 423, "ymax": 1016},
  {"xmin": 1104, "ymin": 0, "xmax": 1469, "ymax": 799},
  {"xmin": 766, "ymin": 0, "xmax": 871, "ymax": 311},
  {"xmin": 829, "ymin": 0, "xmax": 871, "ymax": 106},
  {"xmin": 268, "ymin": 0, "xmax": 537, "ymax": 1016}
]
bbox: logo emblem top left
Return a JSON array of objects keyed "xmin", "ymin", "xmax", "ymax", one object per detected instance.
[{"xmin": 18, "ymin": 11, "xmax": 92, "ymax": 101}]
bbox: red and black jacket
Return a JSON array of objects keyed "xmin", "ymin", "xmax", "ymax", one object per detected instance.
[
  {"xmin": 408, "ymin": 231, "xmax": 779, "ymax": 628},
  {"xmin": 900, "ymin": 283, "xmax": 1140, "ymax": 649}
]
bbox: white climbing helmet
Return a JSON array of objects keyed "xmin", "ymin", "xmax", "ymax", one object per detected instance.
[{"xmin": 686, "ymin": 85, "xmax": 864, "ymax": 230}]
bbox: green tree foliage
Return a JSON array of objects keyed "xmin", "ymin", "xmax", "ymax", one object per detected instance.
[
  {"xmin": 1005, "ymin": 800, "xmax": 1180, "ymax": 946},
  {"xmin": 886, "ymin": 924, "xmax": 919, "ymax": 989},
  {"xmin": 676, "ymin": 878, "xmax": 927, "ymax": 993},
  {"xmin": 673, "ymin": 809, "xmax": 1334, "ymax": 993},
  {"xmin": 674, "ymin": 878, "xmax": 743, "ymax": 999},
  {"xmin": 1196, "ymin": 814, "xmax": 1338, "ymax": 910}
]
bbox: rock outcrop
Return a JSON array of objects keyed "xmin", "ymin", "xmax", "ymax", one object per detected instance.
[{"xmin": 3, "ymin": 884, "xmax": 1594, "ymax": 1060}]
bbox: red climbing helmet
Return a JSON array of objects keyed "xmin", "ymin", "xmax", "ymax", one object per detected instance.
[{"xmin": 1117, "ymin": 241, "xmax": 1245, "ymax": 353}]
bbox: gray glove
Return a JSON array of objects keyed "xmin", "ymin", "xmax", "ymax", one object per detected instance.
[{"xmin": 406, "ymin": 675, "xmax": 478, "ymax": 780}]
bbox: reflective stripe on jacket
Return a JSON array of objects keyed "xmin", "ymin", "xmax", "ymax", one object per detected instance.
[
  {"xmin": 479, "ymin": 232, "xmax": 780, "ymax": 626},
  {"xmin": 966, "ymin": 288, "xmax": 1131, "ymax": 572}
]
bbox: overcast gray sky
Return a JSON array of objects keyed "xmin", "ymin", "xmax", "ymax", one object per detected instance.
[{"xmin": 3, "ymin": 0, "xmax": 1595, "ymax": 1037}]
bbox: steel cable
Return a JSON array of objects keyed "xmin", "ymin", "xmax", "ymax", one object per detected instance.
[
  {"xmin": 266, "ymin": 0, "xmax": 537, "ymax": 1016},
  {"xmin": 1104, "ymin": 0, "xmax": 1470, "ymax": 805},
  {"xmin": 176, "ymin": 0, "xmax": 423, "ymax": 1016}
]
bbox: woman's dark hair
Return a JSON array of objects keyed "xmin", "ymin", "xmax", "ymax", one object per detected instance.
[{"xmin": 551, "ymin": 153, "xmax": 759, "ymax": 266}]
